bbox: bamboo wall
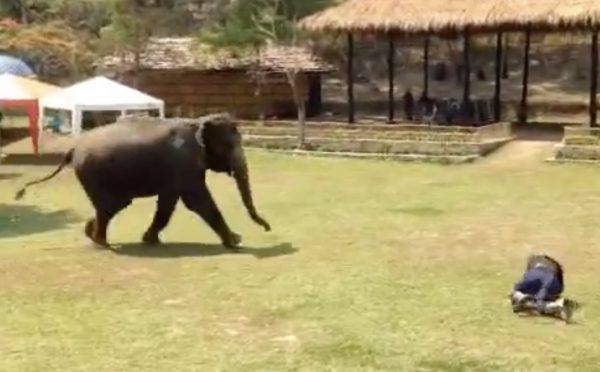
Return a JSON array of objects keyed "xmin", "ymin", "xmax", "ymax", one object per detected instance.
[{"xmin": 122, "ymin": 70, "xmax": 319, "ymax": 119}]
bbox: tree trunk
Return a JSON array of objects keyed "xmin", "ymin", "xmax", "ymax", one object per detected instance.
[
  {"xmin": 297, "ymin": 100, "xmax": 306, "ymax": 148},
  {"xmin": 133, "ymin": 48, "xmax": 141, "ymax": 89},
  {"xmin": 18, "ymin": 0, "xmax": 28, "ymax": 24},
  {"xmin": 286, "ymin": 70, "xmax": 306, "ymax": 149}
]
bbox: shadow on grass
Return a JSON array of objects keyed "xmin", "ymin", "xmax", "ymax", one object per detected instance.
[
  {"xmin": 111, "ymin": 242, "xmax": 297, "ymax": 259},
  {"xmin": 391, "ymin": 206, "xmax": 445, "ymax": 217},
  {"xmin": 1, "ymin": 154, "xmax": 65, "ymax": 166},
  {"xmin": 0, "ymin": 172, "xmax": 21, "ymax": 180},
  {"xmin": 0, "ymin": 203, "xmax": 81, "ymax": 238},
  {"xmin": 419, "ymin": 357, "xmax": 501, "ymax": 371}
]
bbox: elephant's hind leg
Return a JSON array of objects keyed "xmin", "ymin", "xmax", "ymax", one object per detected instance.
[
  {"xmin": 143, "ymin": 193, "xmax": 179, "ymax": 245},
  {"xmin": 91, "ymin": 197, "xmax": 131, "ymax": 247}
]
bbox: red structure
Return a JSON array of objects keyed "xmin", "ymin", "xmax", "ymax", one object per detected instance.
[
  {"xmin": 0, "ymin": 73, "xmax": 60, "ymax": 154},
  {"xmin": 0, "ymin": 99, "xmax": 39, "ymax": 153}
]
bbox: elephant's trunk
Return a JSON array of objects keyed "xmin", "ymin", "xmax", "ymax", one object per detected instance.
[{"xmin": 232, "ymin": 149, "xmax": 271, "ymax": 232}]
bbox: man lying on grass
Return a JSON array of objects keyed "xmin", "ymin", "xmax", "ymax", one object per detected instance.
[{"xmin": 510, "ymin": 253, "xmax": 579, "ymax": 322}]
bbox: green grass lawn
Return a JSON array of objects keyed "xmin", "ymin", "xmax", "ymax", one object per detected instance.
[{"xmin": 1, "ymin": 149, "xmax": 600, "ymax": 371}]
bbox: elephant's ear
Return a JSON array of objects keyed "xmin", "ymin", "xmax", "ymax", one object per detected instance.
[
  {"xmin": 192, "ymin": 122, "xmax": 209, "ymax": 169},
  {"xmin": 194, "ymin": 123, "xmax": 207, "ymax": 148},
  {"xmin": 195, "ymin": 113, "xmax": 232, "ymax": 150}
]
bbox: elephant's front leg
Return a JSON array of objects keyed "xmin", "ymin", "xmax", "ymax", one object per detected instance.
[
  {"xmin": 181, "ymin": 185, "xmax": 241, "ymax": 248},
  {"xmin": 143, "ymin": 193, "xmax": 179, "ymax": 244}
]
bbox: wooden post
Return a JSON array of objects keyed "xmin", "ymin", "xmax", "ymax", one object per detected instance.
[
  {"xmin": 387, "ymin": 36, "xmax": 395, "ymax": 123},
  {"xmin": 494, "ymin": 32, "xmax": 503, "ymax": 122},
  {"xmin": 423, "ymin": 36, "xmax": 430, "ymax": 100},
  {"xmin": 502, "ymin": 34, "xmax": 510, "ymax": 79},
  {"xmin": 590, "ymin": 30, "xmax": 599, "ymax": 127},
  {"xmin": 462, "ymin": 29, "xmax": 471, "ymax": 105},
  {"xmin": 347, "ymin": 33, "xmax": 355, "ymax": 124},
  {"xmin": 519, "ymin": 27, "xmax": 531, "ymax": 124}
]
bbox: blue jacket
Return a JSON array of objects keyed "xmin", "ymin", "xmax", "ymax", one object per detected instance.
[{"xmin": 514, "ymin": 266, "xmax": 563, "ymax": 302}]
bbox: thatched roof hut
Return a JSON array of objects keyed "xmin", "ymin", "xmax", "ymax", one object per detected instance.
[
  {"xmin": 301, "ymin": 0, "xmax": 492, "ymax": 37},
  {"xmin": 100, "ymin": 38, "xmax": 332, "ymax": 74},
  {"xmin": 484, "ymin": 0, "xmax": 600, "ymax": 33},
  {"xmin": 301, "ymin": 0, "xmax": 600, "ymax": 126},
  {"xmin": 300, "ymin": 0, "xmax": 600, "ymax": 36},
  {"xmin": 98, "ymin": 38, "xmax": 334, "ymax": 119}
]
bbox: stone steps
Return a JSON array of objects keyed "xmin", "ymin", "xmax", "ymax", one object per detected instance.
[
  {"xmin": 563, "ymin": 136, "xmax": 599, "ymax": 146},
  {"xmin": 238, "ymin": 120, "xmax": 477, "ymax": 133},
  {"xmin": 246, "ymin": 148, "xmax": 479, "ymax": 165},
  {"xmin": 555, "ymin": 144, "xmax": 600, "ymax": 161},
  {"xmin": 239, "ymin": 127, "xmax": 478, "ymax": 142},
  {"xmin": 243, "ymin": 135, "xmax": 485, "ymax": 156}
]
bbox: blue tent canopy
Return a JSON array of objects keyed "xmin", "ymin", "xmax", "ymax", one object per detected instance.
[{"xmin": 0, "ymin": 55, "xmax": 35, "ymax": 76}]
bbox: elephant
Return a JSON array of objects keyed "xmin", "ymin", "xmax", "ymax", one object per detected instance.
[{"xmin": 15, "ymin": 114, "xmax": 271, "ymax": 248}]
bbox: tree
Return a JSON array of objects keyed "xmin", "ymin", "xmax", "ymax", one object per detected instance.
[
  {"xmin": 0, "ymin": 21, "xmax": 95, "ymax": 79},
  {"xmin": 199, "ymin": 0, "xmax": 334, "ymax": 148},
  {"xmin": 98, "ymin": 0, "xmax": 155, "ymax": 83},
  {"xmin": 0, "ymin": 0, "xmax": 30, "ymax": 24}
]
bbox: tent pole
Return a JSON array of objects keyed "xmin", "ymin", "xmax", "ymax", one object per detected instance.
[
  {"xmin": 347, "ymin": 32, "xmax": 355, "ymax": 124},
  {"xmin": 423, "ymin": 36, "xmax": 430, "ymax": 100},
  {"xmin": 519, "ymin": 26, "xmax": 531, "ymax": 124},
  {"xmin": 590, "ymin": 29, "xmax": 599, "ymax": 127},
  {"xmin": 71, "ymin": 110, "xmax": 82, "ymax": 136},
  {"xmin": 387, "ymin": 35, "xmax": 395, "ymax": 123},
  {"xmin": 462, "ymin": 29, "xmax": 471, "ymax": 105},
  {"xmin": 494, "ymin": 32, "xmax": 503, "ymax": 122}
]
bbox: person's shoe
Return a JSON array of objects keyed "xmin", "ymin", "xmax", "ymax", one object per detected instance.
[
  {"xmin": 511, "ymin": 292, "xmax": 534, "ymax": 313},
  {"xmin": 560, "ymin": 298, "xmax": 579, "ymax": 323}
]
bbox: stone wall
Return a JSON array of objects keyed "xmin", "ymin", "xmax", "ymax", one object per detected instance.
[
  {"xmin": 555, "ymin": 127, "xmax": 600, "ymax": 162},
  {"xmin": 239, "ymin": 121, "xmax": 512, "ymax": 164}
]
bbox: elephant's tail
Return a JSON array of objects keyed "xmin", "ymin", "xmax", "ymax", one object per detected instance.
[{"xmin": 14, "ymin": 148, "xmax": 74, "ymax": 200}]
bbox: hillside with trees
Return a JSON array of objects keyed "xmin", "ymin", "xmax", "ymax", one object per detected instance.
[{"xmin": 0, "ymin": 0, "xmax": 337, "ymax": 82}]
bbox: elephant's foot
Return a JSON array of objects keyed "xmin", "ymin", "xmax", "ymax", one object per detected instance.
[
  {"xmin": 223, "ymin": 232, "xmax": 242, "ymax": 249},
  {"xmin": 84, "ymin": 219, "xmax": 110, "ymax": 248},
  {"xmin": 92, "ymin": 238, "xmax": 110, "ymax": 249},
  {"xmin": 142, "ymin": 230, "xmax": 162, "ymax": 245},
  {"xmin": 84, "ymin": 219, "xmax": 95, "ymax": 240},
  {"xmin": 89, "ymin": 234, "xmax": 110, "ymax": 248}
]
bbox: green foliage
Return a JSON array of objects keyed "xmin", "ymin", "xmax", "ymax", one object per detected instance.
[
  {"xmin": 0, "ymin": 21, "xmax": 95, "ymax": 79},
  {"xmin": 199, "ymin": 0, "xmax": 335, "ymax": 51},
  {"xmin": 0, "ymin": 0, "xmax": 25, "ymax": 21},
  {"xmin": 97, "ymin": 0, "xmax": 195, "ymax": 58},
  {"xmin": 97, "ymin": 0, "xmax": 153, "ymax": 59},
  {"xmin": 0, "ymin": 0, "xmax": 112, "ymax": 35},
  {"xmin": 40, "ymin": 0, "xmax": 112, "ymax": 36}
]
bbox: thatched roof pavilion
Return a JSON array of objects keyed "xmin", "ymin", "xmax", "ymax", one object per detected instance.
[
  {"xmin": 301, "ymin": 0, "xmax": 600, "ymax": 126},
  {"xmin": 301, "ymin": 0, "xmax": 600, "ymax": 34}
]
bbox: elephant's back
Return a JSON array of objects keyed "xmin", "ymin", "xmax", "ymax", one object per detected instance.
[{"xmin": 72, "ymin": 122, "xmax": 187, "ymax": 196}]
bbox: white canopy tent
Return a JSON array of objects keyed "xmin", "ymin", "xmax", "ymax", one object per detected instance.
[{"xmin": 40, "ymin": 76, "xmax": 165, "ymax": 136}]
